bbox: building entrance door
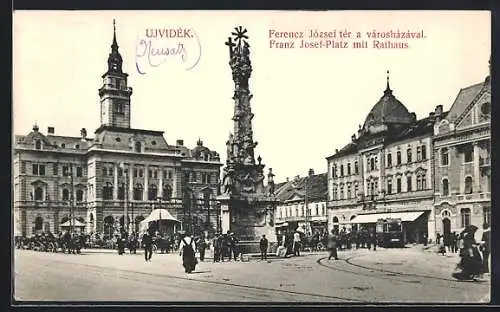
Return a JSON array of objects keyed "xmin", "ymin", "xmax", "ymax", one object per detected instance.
[{"xmin": 442, "ymin": 218, "xmax": 451, "ymax": 236}]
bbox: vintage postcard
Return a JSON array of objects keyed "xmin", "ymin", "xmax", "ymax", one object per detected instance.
[{"xmin": 12, "ymin": 10, "xmax": 491, "ymax": 303}]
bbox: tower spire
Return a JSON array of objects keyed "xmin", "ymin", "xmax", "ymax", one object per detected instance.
[
  {"xmin": 384, "ymin": 70, "xmax": 392, "ymax": 95},
  {"xmin": 112, "ymin": 19, "xmax": 118, "ymax": 50}
]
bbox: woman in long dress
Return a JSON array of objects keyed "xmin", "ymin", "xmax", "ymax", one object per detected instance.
[
  {"xmin": 453, "ymin": 226, "xmax": 483, "ymax": 280},
  {"xmin": 179, "ymin": 233, "xmax": 197, "ymax": 273}
]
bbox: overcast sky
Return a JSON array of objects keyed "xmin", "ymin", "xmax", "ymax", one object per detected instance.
[{"xmin": 13, "ymin": 11, "xmax": 490, "ymax": 182}]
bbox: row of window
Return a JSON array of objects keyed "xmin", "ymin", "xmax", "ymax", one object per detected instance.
[
  {"xmin": 440, "ymin": 145, "xmax": 474, "ymax": 166},
  {"xmin": 27, "ymin": 163, "xmax": 83, "ymax": 177},
  {"xmin": 331, "ymin": 145, "xmax": 428, "ymax": 178},
  {"xmin": 332, "ymin": 173, "xmax": 428, "ymax": 200},
  {"xmin": 101, "ymin": 183, "xmax": 173, "ymax": 201},
  {"xmin": 34, "ymin": 140, "xmax": 81, "ymax": 150},
  {"xmin": 441, "ymin": 177, "xmax": 475, "ymax": 196},
  {"xmin": 101, "ymin": 166, "xmax": 175, "ymax": 180},
  {"xmin": 279, "ymin": 203, "xmax": 327, "ymax": 219},
  {"xmin": 31, "ymin": 187, "xmax": 84, "ymax": 201}
]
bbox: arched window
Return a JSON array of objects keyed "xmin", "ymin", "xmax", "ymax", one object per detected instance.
[
  {"xmin": 163, "ymin": 185, "xmax": 172, "ymax": 201},
  {"xmin": 442, "ymin": 179, "xmax": 449, "ymax": 196},
  {"xmin": 315, "ymin": 204, "xmax": 319, "ymax": 216},
  {"xmin": 90, "ymin": 213, "xmax": 94, "ymax": 221},
  {"xmin": 134, "ymin": 141, "xmax": 142, "ymax": 153},
  {"xmin": 407, "ymin": 148, "xmax": 412, "ymax": 163},
  {"xmin": 340, "ymin": 165, "xmax": 344, "ymax": 177},
  {"xmin": 148, "ymin": 184, "xmax": 158, "ymax": 200},
  {"xmin": 354, "ymin": 161, "xmax": 359, "ymax": 174},
  {"xmin": 370, "ymin": 158, "xmax": 375, "ymax": 171},
  {"xmin": 387, "ymin": 153, "xmax": 392, "ymax": 167},
  {"xmin": 387, "ymin": 178, "xmax": 393, "ymax": 194},
  {"xmin": 76, "ymin": 189, "xmax": 83, "ymax": 202},
  {"xmin": 333, "ymin": 216, "xmax": 339, "ymax": 223},
  {"xmin": 464, "ymin": 176, "xmax": 473, "ymax": 194},
  {"xmin": 396, "ymin": 151, "xmax": 402, "ymax": 165},
  {"xmin": 483, "ymin": 207, "xmax": 491, "ymax": 226},
  {"xmin": 441, "ymin": 148, "xmax": 449, "ymax": 166},
  {"xmin": 347, "ymin": 163, "xmax": 351, "ymax": 175},
  {"xmin": 461, "ymin": 208, "xmax": 471, "ymax": 228},
  {"xmin": 102, "ymin": 182, "xmax": 113, "ymax": 200},
  {"xmin": 62, "ymin": 189, "xmax": 69, "ymax": 201},
  {"xmin": 35, "ymin": 187, "xmax": 43, "ymax": 201},
  {"xmin": 133, "ymin": 184, "xmax": 143, "ymax": 200},
  {"xmin": 34, "ymin": 216, "xmax": 43, "ymax": 233},
  {"xmin": 347, "ymin": 184, "xmax": 352, "ymax": 199}
]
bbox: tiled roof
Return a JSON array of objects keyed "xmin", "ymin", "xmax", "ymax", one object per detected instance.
[
  {"xmin": 446, "ymin": 82, "xmax": 484, "ymax": 123},
  {"xmin": 275, "ymin": 173, "xmax": 327, "ymax": 202}
]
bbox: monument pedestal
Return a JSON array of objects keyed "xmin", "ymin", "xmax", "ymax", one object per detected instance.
[{"xmin": 218, "ymin": 194, "xmax": 279, "ymax": 254}]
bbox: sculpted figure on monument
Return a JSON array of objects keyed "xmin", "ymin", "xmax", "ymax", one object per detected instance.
[
  {"xmin": 226, "ymin": 133, "xmax": 234, "ymax": 159},
  {"xmin": 222, "ymin": 170, "xmax": 233, "ymax": 195},
  {"xmin": 267, "ymin": 168, "xmax": 275, "ymax": 195}
]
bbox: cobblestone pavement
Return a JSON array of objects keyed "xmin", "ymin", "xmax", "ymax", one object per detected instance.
[{"xmin": 13, "ymin": 246, "xmax": 490, "ymax": 303}]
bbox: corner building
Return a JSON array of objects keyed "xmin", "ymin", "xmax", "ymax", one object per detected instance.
[
  {"xmin": 326, "ymin": 75, "xmax": 443, "ymax": 243},
  {"xmin": 13, "ymin": 23, "xmax": 222, "ymax": 237},
  {"xmin": 433, "ymin": 69, "xmax": 491, "ymax": 236}
]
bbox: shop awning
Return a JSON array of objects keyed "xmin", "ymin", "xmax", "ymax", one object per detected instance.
[{"xmin": 351, "ymin": 211, "xmax": 426, "ymax": 224}]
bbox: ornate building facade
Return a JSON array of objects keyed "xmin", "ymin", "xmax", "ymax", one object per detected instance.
[
  {"xmin": 274, "ymin": 170, "xmax": 328, "ymax": 236},
  {"xmin": 13, "ymin": 22, "xmax": 222, "ymax": 237},
  {"xmin": 433, "ymin": 68, "xmax": 491, "ymax": 236},
  {"xmin": 326, "ymin": 73, "xmax": 443, "ymax": 242}
]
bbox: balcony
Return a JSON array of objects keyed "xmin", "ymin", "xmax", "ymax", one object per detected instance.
[{"xmin": 436, "ymin": 192, "xmax": 490, "ymax": 203}]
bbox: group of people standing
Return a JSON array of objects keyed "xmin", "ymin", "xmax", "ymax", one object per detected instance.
[{"xmin": 452, "ymin": 223, "xmax": 490, "ymax": 280}]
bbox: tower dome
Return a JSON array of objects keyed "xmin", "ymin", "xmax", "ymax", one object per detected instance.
[{"xmin": 362, "ymin": 71, "xmax": 414, "ymax": 134}]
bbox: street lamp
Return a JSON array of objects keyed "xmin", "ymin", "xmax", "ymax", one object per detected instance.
[{"xmin": 157, "ymin": 196, "xmax": 162, "ymax": 234}]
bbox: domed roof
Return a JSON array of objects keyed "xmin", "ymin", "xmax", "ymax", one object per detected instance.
[{"xmin": 363, "ymin": 73, "xmax": 414, "ymax": 131}]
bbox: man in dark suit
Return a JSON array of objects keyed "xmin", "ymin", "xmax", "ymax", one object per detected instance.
[
  {"xmin": 260, "ymin": 235, "xmax": 269, "ymax": 260},
  {"xmin": 481, "ymin": 223, "xmax": 490, "ymax": 274},
  {"xmin": 142, "ymin": 231, "xmax": 153, "ymax": 262}
]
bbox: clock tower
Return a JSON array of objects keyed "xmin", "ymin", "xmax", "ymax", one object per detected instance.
[{"xmin": 98, "ymin": 19, "xmax": 133, "ymax": 128}]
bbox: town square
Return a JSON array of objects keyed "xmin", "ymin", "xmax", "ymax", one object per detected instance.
[{"xmin": 12, "ymin": 11, "xmax": 490, "ymax": 303}]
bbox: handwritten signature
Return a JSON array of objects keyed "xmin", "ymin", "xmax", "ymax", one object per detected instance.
[{"xmin": 135, "ymin": 28, "xmax": 201, "ymax": 75}]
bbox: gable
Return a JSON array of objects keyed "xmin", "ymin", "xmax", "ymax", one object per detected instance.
[{"xmin": 455, "ymin": 89, "xmax": 491, "ymax": 130}]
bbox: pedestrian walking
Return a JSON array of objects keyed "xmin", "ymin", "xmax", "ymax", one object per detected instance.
[
  {"xmin": 371, "ymin": 231, "xmax": 377, "ymax": 251},
  {"xmin": 179, "ymin": 233, "xmax": 197, "ymax": 273},
  {"xmin": 229, "ymin": 232, "xmax": 239, "ymax": 261},
  {"xmin": 212, "ymin": 233, "xmax": 221, "ymax": 262},
  {"xmin": 327, "ymin": 229, "xmax": 338, "ymax": 260},
  {"xmin": 142, "ymin": 231, "xmax": 153, "ymax": 262},
  {"xmin": 260, "ymin": 235, "xmax": 269, "ymax": 260},
  {"xmin": 293, "ymin": 231, "xmax": 301, "ymax": 256},
  {"xmin": 480, "ymin": 223, "xmax": 490, "ymax": 274},
  {"xmin": 197, "ymin": 235, "xmax": 208, "ymax": 262}
]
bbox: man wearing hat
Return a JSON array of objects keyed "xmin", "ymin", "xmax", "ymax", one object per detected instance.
[
  {"xmin": 212, "ymin": 233, "xmax": 221, "ymax": 262},
  {"xmin": 228, "ymin": 231, "xmax": 239, "ymax": 261}
]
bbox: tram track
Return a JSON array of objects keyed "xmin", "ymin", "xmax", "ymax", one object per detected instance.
[{"xmin": 316, "ymin": 255, "xmax": 488, "ymax": 290}]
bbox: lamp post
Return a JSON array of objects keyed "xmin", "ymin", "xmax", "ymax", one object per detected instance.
[
  {"xmin": 119, "ymin": 162, "xmax": 129, "ymax": 234},
  {"xmin": 157, "ymin": 196, "xmax": 162, "ymax": 234},
  {"xmin": 69, "ymin": 163, "xmax": 74, "ymax": 235}
]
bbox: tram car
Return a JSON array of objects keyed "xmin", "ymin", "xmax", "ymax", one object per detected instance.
[{"xmin": 376, "ymin": 217, "xmax": 406, "ymax": 248}]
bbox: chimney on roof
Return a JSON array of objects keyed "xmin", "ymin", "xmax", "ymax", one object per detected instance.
[
  {"xmin": 410, "ymin": 112, "xmax": 417, "ymax": 121},
  {"xmin": 308, "ymin": 168, "xmax": 314, "ymax": 176},
  {"xmin": 335, "ymin": 148, "xmax": 339, "ymax": 153},
  {"xmin": 435, "ymin": 105, "xmax": 443, "ymax": 116},
  {"xmin": 47, "ymin": 127, "xmax": 55, "ymax": 135},
  {"xmin": 176, "ymin": 139, "xmax": 184, "ymax": 146},
  {"xmin": 80, "ymin": 128, "xmax": 87, "ymax": 141}
]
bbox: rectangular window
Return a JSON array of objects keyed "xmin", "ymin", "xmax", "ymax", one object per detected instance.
[
  {"xmin": 387, "ymin": 153, "xmax": 392, "ymax": 167},
  {"xmin": 421, "ymin": 145, "xmax": 427, "ymax": 160},
  {"xmin": 464, "ymin": 145, "xmax": 473, "ymax": 163},
  {"xmin": 407, "ymin": 176, "xmax": 412, "ymax": 192},
  {"xmin": 63, "ymin": 166, "xmax": 70, "ymax": 176},
  {"xmin": 154, "ymin": 170, "xmax": 158, "ymax": 179},
  {"xmin": 441, "ymin": 148, "xmax": 449, "ymax": 166},
  {"xmin": 387, "ymin": 179, "xmax": 392, "ymax": 194},
  {"xmin": 347, "ymin": 163, "xmax": 351, "ymax": 175},
  {"xmin": 354, "ymin": 162, "xmax": 359, "ymax": 175},
  {"xmin": 139, "ymin": 169, "xmax": 144, "ymax": 178},
  {"xmin": 133, "ymin": 169, "xmax": 138, "ymax": 178},
  {"xmin": 53, "ymin": 164, "xmax": 58, "ymax": 175},
  {"xmin": 397, "ymin": 152, "xmax": 402, "ymax": 165},
  {"xmin": 21, "ymin": 162, "xmax": 26, "ymax": 174},
  {"xmin": 39, "ymin": 165, "xmax": 45, "ymax": 176},
  {"xmin": 407, "ymin": 149, "xmax": 412, "ymax": 163},
  {"xmin": 397, "ymin": 178, "xmax": 402, "ymax": 193},
  {"xmin": 76, "ymin": 167, "xmax": 83, "ymax": 177},
  {"xmin": 163, "ymin": 170, "xmax": 167, "ymax": 179},
  {"xmin": 148, "ymin": 170, "xmax": 152, "ymax": 178},
  {"xmin": 32, "ymin": 164, "xmax": 38, "ymax": 175},
  {"xmin": 417, "ymin": 147, "xmax": 422, "ymax": 161},
  {"xmin": 118, "ymin": 168, "xmax": 123, "ymax": 177}
]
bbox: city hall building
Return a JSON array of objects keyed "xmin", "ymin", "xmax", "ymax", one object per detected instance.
[
  {"xmin": 326, "ymin": 74, "xmax": 444, "ymax": 243},
  {"xmin": 432, "ymin": 66, "xmax": 491, "ymax": 236},
  {"xmin": 13, "ymin": 23, "xmax": 222, "ymax": 237}
]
